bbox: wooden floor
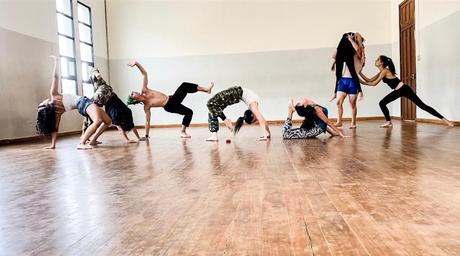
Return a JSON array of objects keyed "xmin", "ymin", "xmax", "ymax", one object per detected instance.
[{"xmin": 1, "ymin": 121, "xmax": 459, "ymax": 255}]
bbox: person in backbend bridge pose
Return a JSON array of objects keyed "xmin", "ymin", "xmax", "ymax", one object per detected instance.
[
  {"xmin": 36, "ymin": 56, "xmax": 111, "ymax": 149},
  {"xmin": 359, "ymin": 55, "xmax": 454, "ymax": 128},
  {"xmin": 127, "ymin": 61, "xmax": 214, "ymax": 139},
  {"xmin": 206, "ymin": 86, "xmax": 271, "ymax": 141}
]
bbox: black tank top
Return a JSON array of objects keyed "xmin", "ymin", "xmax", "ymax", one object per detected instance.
[{"xmin": 382, "ymin": 77, "xmax": 401, "ymax": 89}]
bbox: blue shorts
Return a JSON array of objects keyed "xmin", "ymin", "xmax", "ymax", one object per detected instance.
[
  {"xmin": 337, "ymin": 77, "xmax": 358, "ymax": 95},
  {"xmin": 76, "ymin": 96, "xmax": 93, "ymax": 117}
]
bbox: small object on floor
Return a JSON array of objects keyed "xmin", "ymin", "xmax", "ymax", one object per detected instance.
[{"xmin": 226, "ymin": 139, "xmax": 231, "ymax": 144}]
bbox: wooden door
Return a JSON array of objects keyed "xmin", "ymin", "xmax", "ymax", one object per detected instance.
[{"xmin": 399, "ymin": 0, "xmax": 417, "ymax": 120}]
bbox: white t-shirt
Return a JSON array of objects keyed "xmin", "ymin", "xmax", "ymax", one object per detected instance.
[
  {"xmin": 62, "ymin": 93, "xmax": 80, "ymax": 112},
  {"xmin": 241, "ymin": 87, "xmax": 260, "ymax": 106}
]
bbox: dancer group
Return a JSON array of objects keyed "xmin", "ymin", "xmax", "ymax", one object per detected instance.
[{"xmin": 36, "ymin": 32, "xmax": 454, "ymax": 149}]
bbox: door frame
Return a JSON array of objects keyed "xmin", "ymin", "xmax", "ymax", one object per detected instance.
[{"xmin": 399, "ymin": 0, "xmax": 417, "ymax": 120}]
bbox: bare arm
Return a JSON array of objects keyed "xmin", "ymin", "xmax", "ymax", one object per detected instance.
[
  {"xmin": 46, "ymin": 114, "xmax": 61, "ymax": 149},
  {"xmin": 359, "ymin": 70, "xmax": 380, "ymax": 83},
  {"xmin": 250, "ymin": 103, "xmax": 271, "ymax": 139},
  {"xmin": 360, "ymin": 70, "xmax": 387, "ymax": 86},
  {"xmin": 347, "ymin": 35, "xmax": 359, "ymax": 51},
  {"xmin": 50, "ymin": 55, "xmax": 61, "ymax": 97},
  {"xmin": 315, "ymin": 107, "xmax": 345, "ymax": 137},
  {"xmin": 128, "ymin": 61, "xmax": 149, "ymax": 92},
  {"xmin": 331, "ymin": 49, "xmax": 337, "ymax": 71}
]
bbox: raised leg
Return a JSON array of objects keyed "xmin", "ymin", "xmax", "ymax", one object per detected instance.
[{"xmin": 197, "ymin": 82, "xmax": 214, "ymax": 94}]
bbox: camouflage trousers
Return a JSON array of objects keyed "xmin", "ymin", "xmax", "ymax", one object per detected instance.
[{"xmin": 207, "ymin": 86, "xmax": 243, "ymax": 132}]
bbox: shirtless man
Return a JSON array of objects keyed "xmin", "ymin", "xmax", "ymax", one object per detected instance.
[{"xmin": 127, "ymin": 61, "xmax": 214, "ymax": 138}]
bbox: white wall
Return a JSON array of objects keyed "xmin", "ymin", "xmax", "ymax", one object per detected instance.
[
  {"xmin": 107, "ymin": 0, "xmax": 391, "ymax": 58},
  {"xmin": 107, "ymin": 0, "xmax": 393, "ymax": 126},
  {"xmin": 390, "ymin": 0, "xmax": 460, "ymax": 121},
  {"xmin": 0, "ymin": 0, "xmax": 109, "ymax": 140}
]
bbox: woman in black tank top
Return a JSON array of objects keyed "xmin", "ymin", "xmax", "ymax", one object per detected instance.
[{"xmin": 358, "ymin": 55, "xmax": 453, "ymax": 127}]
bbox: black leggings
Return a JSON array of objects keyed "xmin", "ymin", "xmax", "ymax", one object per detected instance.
[
  {"xmin": 379, "ymin": 84, "xmax": 444, "ymax": 121},
  {"xmin": 163, "ymin": 82, "xmax": 198, "ymax": 126}
]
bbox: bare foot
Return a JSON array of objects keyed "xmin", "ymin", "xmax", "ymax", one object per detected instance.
[
  {"xmin": 89, "ymin": 140, "xmax": 102, "ymax": 146},
  {"xmin": 180, "ymin": 132, "xmax": 191, "ymax": 138},
  {"xmin": 443, "ymin": 118, "xmax": 455, "ymax": 127},
  {"xmin": 257, "ymin": 136, "xmax": 269, "ymax": 141},
  {"xmin": 77, "ymin": 144, "xmax": 92, "ymax": 150},
  {"xmin": 206, "ymin": 82, "xmax": 215, "ymax": 94},
  {"xmin": 44, "ymin": 145, "xmax": 55, "ymax": 149},
  {"xmin": 139, "ymin": 137, "xmax": 148, "ymax": 141},
  {"xmin": 379, "ymin": 122, "xmax": 393, "ymax": 128},
  {"xmin": 206, "ymin": 135, "xmax": 218, "ymax": 141},
  {"xmin": 335, "ymin": 122, "xmax": 343, "ymax": 127},
  {"xmin": 349, "ymin": 124, "xmax": 357, "ymax": 129},
  {"xmin": 288, "ymin": 99, "xmax": 296, "ymax": 112}
]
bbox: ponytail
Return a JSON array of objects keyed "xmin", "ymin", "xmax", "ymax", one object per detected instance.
[
  {"xmin": 379, "ymin": 55, "xmax": 396, "ymax": 75},
  {"xmin": 234, "ymin": 109, "xmax": 254, "ymax": 135}
]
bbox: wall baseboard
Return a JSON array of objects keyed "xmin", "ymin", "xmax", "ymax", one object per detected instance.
[
  {"xmin": 391, "ymin": 116, "xmax": 460, "ymax": 126},
  {"xmin": 141, "ymin": 116, "xmax": 387, "ymax": 129},
  {"xmin": 1, "ymin": 116, "xmax": 457, "ymax": 145},
  {"xmin": 0, "ymin": 131, "xmax": 82, "ymax": 146}
]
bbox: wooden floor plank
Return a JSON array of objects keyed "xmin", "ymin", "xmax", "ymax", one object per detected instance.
[{"xmin": 0, "ymin": 121, "xmax": 459, "ymax": 255}]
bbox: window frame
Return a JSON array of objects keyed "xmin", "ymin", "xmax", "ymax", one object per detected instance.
[
  {"xmin": 56, "ymin": 0, "xmax": 78, "ymax": 94},
  {"xmin": 55, "ymin": 0, "xmax": 96, "ymax": 96},
  {"xmin": 77, "ymin": 1, "xmax": 95, "ymax": 98}
]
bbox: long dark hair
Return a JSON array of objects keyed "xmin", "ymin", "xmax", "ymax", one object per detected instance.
[
  {"xmin": 335, "ymin": 33, "xmax": 360, "ymax": 86},
  {"xmin": 234, "ymin": 109, "xmax": 254, "ymax": 134},
  {"xmin": 295, "ymin": 105, "xmax": 316, "ymax": 130},
  {"xmin": 379, "ymin": 55, "xmax": 396, "ymax": 75},
  {"xmin": 36, "ymin": 104, "xmax": 56, "ymax": 136},
  {"xmin": 336, "ymin": 33, "xmax": 356, "ymax": 63},
  {"xmin": 332, "ymin": 34, "xmax": 351, "ymax": 71}
]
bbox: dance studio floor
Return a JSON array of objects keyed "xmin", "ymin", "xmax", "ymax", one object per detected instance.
[{"xmin": 1, "ymin": 121, "xmax": 459, "ymax": 255}]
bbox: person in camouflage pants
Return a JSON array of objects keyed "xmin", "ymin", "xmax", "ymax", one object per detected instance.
[
  {"xmin": 206, "ymin": 86, "xmax": 271, "ymax": 141},
  {"xmin": 207, "ymin": 86, "xmax": 243, "ymax": 133}
]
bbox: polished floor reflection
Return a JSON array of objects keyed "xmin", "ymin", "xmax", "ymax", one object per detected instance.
[{"xmin": 0, "ymin": 121, "xmax": 459, "ymax": 255}]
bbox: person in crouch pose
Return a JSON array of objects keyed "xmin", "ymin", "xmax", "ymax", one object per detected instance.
[
  {"xmin": 206, "ymin": 86, "xmax": 271, "ymax": 141},
  {"xmin": 87, "ymin": 68, "xmax": 144, "ymax": 143},
  {"xmin": 282, "ymin": 99, "xmax": 347, "ymax": 139},
  {"xmin": 36, "ymin": 56, "xmax": 111, "ymax": 149},
  {"xmin": 359, "ymin": 55, "xmax": 454, "ymax": 127},
  {"xmin": 331, "ymin": 32, "xmax": 366, "ymax": 129},
  {"xmin": 127, "ymin": 61, "xmax": 214, "ymax": 138}
]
